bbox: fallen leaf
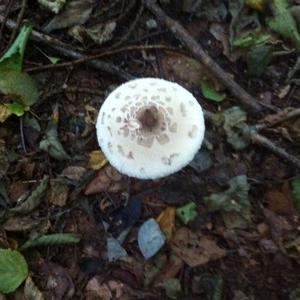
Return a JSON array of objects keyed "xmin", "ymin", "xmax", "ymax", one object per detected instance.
[
  {"xmin": 47, "ymin": 180, "xmax": 69, "ymax": 207},
  {"xmin": 84, "ymin": 165, "xmax": 125, "ymax": 195},
  {"xmin": 107, "ymin": 237, "xmax": 128, "ymax": 262},
  {"xmin": 88, "ymin": 150, "xmax": 108, "ymax": 170},
  {"xmin": 38, "ymin": 0, "xmax": 66, "ymax": 13},
  {"xmin": 200, "ymin": 79, "xmax": 226, "ymax": 102},
  {"xmin": 157, "ymin": 278, "xmax": 181, "ymax": 300},
  {"xmin": 24, "ymin": 276, "xmax": 44, "ymax": 300},
  {"xmin": 246, "ymin": 0, "xmax": 266, "ymax": 12},
  {"xmin": 176, "ymin": 202, "xmax": 198, "ymax": 225},
  {"xmin": 171, "ymin": 227, "xmax": 226, "ymax": 267},
  {"xmin": 204, "ymin": 175, "xmax": 250, "ymax": 212},
  {"xmin": 3, "ymin": 215, "xmax": 41, "ymax": 232},
  {"xmin": 266, "ymin": 187, "xmax": 294, "ymax": 214},
  {"xmin": 85, "ymin": 276, "xmax": 112, "ymax": 300},
  {"xmin": 156, "ymin": 207, "xmax": 176, "ymax": 239},
  {"xmin": 189, "ymin": 149, "xmax": 213, "ymax": 172},
  {"xmin": 138, "ymin": 218, "xmax": 166, "ymax": 260},
  {"xmin": 44, "ymin": 0, "xmax": 96, "ymax": 32},
  {"xmin": 60, "ymin": 166, "xmax": 87, "ymax": 181},
  {"xmin": 267, "ymin": 0, "xmax": 300, "ymax": 49},
  {"xmin": 10, "ymin": 175, "xmax": 49, "ymax": 215}
]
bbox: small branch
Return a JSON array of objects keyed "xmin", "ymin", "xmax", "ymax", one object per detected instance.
[
  {"xmin": 255, "ymin": 107, "xmax": 300, "ymax": 131},
  {"xmin": 7, "ymin": 0, "xmax": 27, "ymax": 47},
  {"xmin": 25, "ymin": 45, "xmax": 174, "ymax": 73},
  {"xmin": 0, "ymin": 0, "xmax": 14, "ymax": 44},
  {"xmin": 0, "ymin": 14, "xmax": 133, "ymax": 80},
  {"xmin": 142, "ymin": 0, "xmax": 277, "ymax": 115},
  {"xmin": 112, "ymin": 3, "xmax": 144, "ymax": 48},
  {"xmin": 251, "ymin": 132, "xmax": 300, "ymax": 169}
]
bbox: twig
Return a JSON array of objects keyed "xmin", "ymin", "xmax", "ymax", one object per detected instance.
[
  {"xmin": 0, "ymin": 0, "xmax": 13, "ymax": 43},
  {"xmin": 25, "ymin": 44, "xmax": 175, "ymax": 73},
  {"xmin": 255, "ymin": 107, "xmax": 300, "ymax": 131},
  {"xmin": 0, "ymin": 14, "xmax": 133, "ymax": 80},
  {"xmin": 20, "ymin": 116, "xmax": 27, "ymax": 154},
  {"xmin": 142, "ymin": 0, "xmax": 277, "ymax": 114},
  {"xmin": 251, "ymin": 132, "xmax": 300, "ymax": 169},
  {"xmin": 112, "ymin": 2, "xmax": 144, "ymax": 48},
  {"xmin": 7, "ymin": 0, "xmax": 27, "ymax": 47}
]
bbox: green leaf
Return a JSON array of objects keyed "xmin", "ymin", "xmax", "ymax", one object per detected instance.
[
  {"xmin": 0, "ymin": 70, "xmax": 39, "ymax": 107},
  {"xmin": 247, "ymin": 45, "xmax": 273, "ymax": 77},
  {"xmin": 176, "ymin": 202, "xmax": 198, "ymax": 224},
  {"xmin": 10, "ymin": 175, "xmax": 49, "ymax": 215},
  {"xmin": 20, "ymin": 233, "xmax": 81, "ymax": 251},
  {"xmin": 200, "ymin": 79, "xmax": 226, "ymax": 102},
  {"xmin": 232, "ymin": 33, "xmax": 271, "ymax": 48},
  {"xmin": 7, "ymin": 102, "xmax": 26, "ymax": 117},
  {"xmin": 35, "ymin": 46, "xmax": 60, "ymax": 64},
  {"xmin": 24, "ymin": 276, "xmax": 44, "ymax": 300},
  {"xmin": 267, "ymin": 0, "xmax": 300, "ymax": 49},
  {"xmin": 0, "ymin": 22, "xmax": 32, "ymax": 72},
  {"xmin": 291, "ymin": 177, "xmax": 300, "ymax": 211},
  {"xmin": 0, "ymin": 249, "xmax": 28, "ymax": 293},
  {"xmin": 222, "ymin": 106, "xmax": 251, "ymax": 150},
  {"xmin": 204, "ymin": 175, "xmax": 250, "ymax": 212},
  {"xmin": 39, "ymin": 124, "xmax": 70, "ymax": 161}
]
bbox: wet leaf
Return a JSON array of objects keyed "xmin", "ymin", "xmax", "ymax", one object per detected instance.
[
  {"xmin": 200, "ymin": 79, "xmax": 226, "ymax": 102},
  {"xmin": 222, "ymin": 106, "xmax": 251, "ymax": 150},
  {"xmin": 0, "ymin": 22, "xmax": 32, "ymax": 72},
  {"xmin": 20, "ymin": 233, "xmax": 80, "ymax": 250},
  {"xmin": 39, "ymin": 124, "xmax": 70, "ymax": 161},
  {"xmin": 44, "ymin": 0, "xmax": 96, "ymax": 32},
  {"xmin": 176, "ymin": 202, "xmax": 198, "ymax": 225},
  {"xmin": 138, "ymin": 218, "xmax": 166, "ymax": 259},
  {"xmin": 107, "ymin": 196, "xmax": 141, "ymax": 238},
  {"xmin": 189, "ymin": 149, "xmax": 213, "ymax": 172},
  {"xmin": 267, "ymin": 0, "xmax": 300, "ymax": 49},
  {"xmin": 88, "ymin": 150, "xmax": 107, "ymax": 170},
  {"xmin": 204, "ymin": 175, "xmax": 250, "ymax": 212},
  {"xmin": 156, "ymin": 207, "xmax": 176, "ymax": 239},
  {"xmin": 10, "ymin": 175, "xmax": 49, "ymax": 215},
  {"xmin": 24, "ymin": 276, "xmax": 44, "ymax": 300},
  {"xmin": 38, "ymin": 0, "xmax": 66, "ymax": 13},
  {"xmin": 0, "ymin": 70, "xmax": 39, "ymax": 108},
  {"xmin": 0, "ymin": 249, "xmax": 28, "ymax": 293},
  {"xmin": 291, "ymin": 177, "xmax": 300, "ymax": 211},
  {"xmin": 107, "ymin": 237, "xmax": 128, "ymax": 262},
  {"xmin": 247, "ymin": 45, "xmax": 272, "ymax": 77},
  {"xmin": 171, "ymin": 228, "xmax": 226, "ymax": 267}
]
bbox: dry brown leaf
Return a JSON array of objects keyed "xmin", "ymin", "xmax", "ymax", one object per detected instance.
[
  {"xmin": 3, "ymin": 216, "xmax": 41, "ymax": 232},
  {"xmin": 61, "ymin": 166, "xmax": 86, "ymax": 181},
  {"xmin": 47, "ymin": 180, "xmax": 69, "ymax": 207},
  {"xmin": 171, "ymin": 227, "xmax": 226, "ymax": 267},
  {"xmin": 84, "ymin": 165, "xmax": 125, "ymax": 195},
  {"xmin": 154, "ymin": 255, "xmax": 184, "ymax": 285},
  {"xmin": 156, "ymin": 207, "xmax": 176, "ymax": 240},
  {"xmin": 266, "ymin": 185, "xmax": 294, "ymax": 214},
  {"xmin": 85, "ymin": 277, "xmax": 112, "ymax": 300}
]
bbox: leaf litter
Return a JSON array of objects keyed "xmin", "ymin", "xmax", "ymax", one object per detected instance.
[{"xmin": 1, "ymin": 0, "xmax": 300, "ymax": 299}]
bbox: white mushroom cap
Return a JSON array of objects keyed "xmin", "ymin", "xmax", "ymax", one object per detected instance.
[{"xmin": 96, "ymin": 78, "xmax": 205, "ymax": 179}]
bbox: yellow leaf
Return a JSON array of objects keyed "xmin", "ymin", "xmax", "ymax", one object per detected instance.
[
  {"xmin": 246, "ymin": 0, "xmax": 265, "ymax": 12},
  {"xmin": 0, "ymin": 104, "xmax": 12, "ymax": 123},
  {"xmin": 156, "ymin": 207, "xmax": 176, "ymax": 240},
  {"xmin": 88, "ymin": 150, "xmax": 107, "ymax": 170},
  {"xmin": 295, "ymin": 244, "xmax": 300, "ymax": 253}
]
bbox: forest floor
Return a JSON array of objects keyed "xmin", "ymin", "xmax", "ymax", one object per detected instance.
[{"xmin": 0, "ymin": 0, "xmax": 300, "ymax": 299}]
